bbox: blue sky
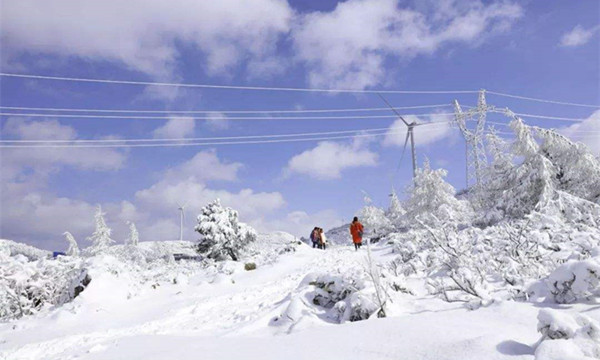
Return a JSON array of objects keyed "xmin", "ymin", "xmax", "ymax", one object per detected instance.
[{"xmin": 1, "ymin": 0, "xmax": 599, "ymax": 250}]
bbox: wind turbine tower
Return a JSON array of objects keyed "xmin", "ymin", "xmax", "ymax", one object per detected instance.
[
  {"xmin": 378, "ymin": 94, "xmax": 418, "ymax": 183},
  {"xmin": 177, "ymin": 202, "xmax": 188, "ymax": 241}
]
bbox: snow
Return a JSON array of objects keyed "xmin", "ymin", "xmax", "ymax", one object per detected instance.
[{"xmin": 1, "ymin": 235, "xmax": 598, "ymax": 360}]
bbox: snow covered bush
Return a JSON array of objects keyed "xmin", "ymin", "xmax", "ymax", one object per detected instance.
[
  {"xmin": 0, "ymin": 252, "xmax": 90, "ymax": 320},
  {"xmin": 309, "ymin": 272, "xmax": 380, "ymax": 322},
  {"xmin": 0, "ymin": 239, "xmax": 50, "ymax": 261},
  {"xmin": 548, "ymin": 259, "xmax": 600, "ymax": 304},
  {"xmin": 272, "ymin": 262, "xmax": 407, "ymax": 331},
  {"xmin": 195, "ymin": 199, "xmax": 257, "ymax": 261},
  {"xmin": 525, "ymin": 258, "xmax": 600, "ymax": 304},
  {"xmin": 535, "ymin": 309, "xmax": 600, "ymax": 359}
]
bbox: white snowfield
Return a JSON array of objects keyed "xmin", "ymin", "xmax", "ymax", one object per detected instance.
[{"xmin": 1, "ymin": 234, "xmax": 596, "ymax": 360}]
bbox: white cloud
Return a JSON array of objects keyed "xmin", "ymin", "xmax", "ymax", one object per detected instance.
[
  {"xmin": 1, "ymin": 117, "xmax": 127, "ymax": 182},
  {"xmin": 0, "ymin": 146, "xmax": 283, "ymax": 246},
  {"xmin": 205, "ymin": 112, "xmax": 230, "ymax": 131},
  {"xmin": 292, "ymin": 0, "xmax": 522, "ymax": 89},
  {"xmin": 132, "ymin": 178, "xmax": 286, "ymax": 241},
  {"xmin": 0, "ymin": 118, "xmax": 129, "ymax": 249},
  {"xmin": 164, "ymin": 149, "xmax": 242, "ymax": 183},
  {"xmin": 284, "ymin": 140, "xmax": 378, "ymax": 180},
  {"xmin": 153, "ymin": 117, "xmax": 195, "ymax": 139},
  {"xmin": 125, "ymin": 149, "xmax": 284, "ymax": 241},
  {"xmin": 560, "ymin": 25, "xmax": 600, "ymax": 47},
  {"xmin": 0, "ymin": 141, "xmax": 344, "ymax": 246},
  {"xmin": 383, "ymin": 113, "xmax": 453, "ymax": 147},
  {"xmin": 1, "ymin": 0, "xmax": 293, "ymax": 78},
  {"xmin": 0, "ymin": 190, "xmax": 97, "ymax": 250},
  {"xmin": 559, "ymin": 110, "xmax": 600, "ymax": 156},
  {"xmin": 135, "ymin": 179, "xmax": 284, "ymax": 220}
]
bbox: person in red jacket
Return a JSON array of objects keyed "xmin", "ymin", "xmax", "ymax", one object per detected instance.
[{"xmin": 349, "ymin": 216, "xmax": 364, "ymax": 251}]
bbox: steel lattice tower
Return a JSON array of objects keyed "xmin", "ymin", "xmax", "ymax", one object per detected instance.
[{"xmin": 453, "ymin": 90, "xmax": 493, "ymax": 202}]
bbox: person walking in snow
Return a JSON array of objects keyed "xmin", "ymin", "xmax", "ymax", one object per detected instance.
[
  {"xmin": 319, "ymin": 228, "xmax": 327, "ymax": 250},
  {"xmin": 310, "ymin": 227, "xmax": 319, "ymax": 248},
  {"xmin": 350, "ymin": 217, "xmax": 364, "ymax": 251}
]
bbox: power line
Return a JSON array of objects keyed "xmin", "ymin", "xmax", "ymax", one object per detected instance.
[
  {"xmin": 487, "ymin": 91, "xmax": 600, "ymax": 109},
  {"xmin": 0, "ymin": 122, "xmax": 452, "ymax": 145},
  {"xmin": 0, "ymin": 126, "xmax": 389, "ymax": 144},
  {"xmin": 0, "ymin": 123, "xmax": 454, "ymax": 149},
  {"xmin": 512, "ymin": 112, "xmax": 593, "ymax": 122},
  {"xmin": 2, "ymin": 73, "xmax": 599, "ymax": 108},
  {"xmin": 0, "ymin": 104, "xmax": 452, "ymax": 114},
  {"xmin": 1, "ymin": 110, "xmax": 590, "ymax": 122},
  {"xmin": 0, "ymin": 73, "xmax": 478, "ymax": 94},
  {"xmin": 1, "ymin": 127, "xmax": 455, "ymax": 148},
  {"xmin": 0, "ymin": 112, "xmax": 455, "ymax": 120},
  {"xmin": 486, "ymin": 120, "xmax": 600, "ymax": 134}
]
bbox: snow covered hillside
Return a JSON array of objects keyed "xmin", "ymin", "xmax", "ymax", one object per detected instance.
[
  {"xmin": 2, "ymin": 120, "xmax": 600, "ymax": 360},
  {"xmin": 2, "ymin": 233, "xmax": 599, "ymax": 360}
]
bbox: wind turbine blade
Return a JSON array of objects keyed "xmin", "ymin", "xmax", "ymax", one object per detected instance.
[
  {"xmin": 399, "ymin": 130, "xmax": 410, "ymax": 165},
  {"xmin": 377, "ymin": 93, "xmax": 409, "ymax": 126}
]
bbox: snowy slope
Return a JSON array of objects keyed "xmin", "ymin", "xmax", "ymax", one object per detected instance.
[{"xmin": 2, "ymin": 233, "xmax": 599, "ymax": 360}]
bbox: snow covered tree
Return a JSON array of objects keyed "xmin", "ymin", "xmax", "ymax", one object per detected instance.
[
  {"xmin": 358, "ymin": 205, "xmax": 393, "ymax": 239},
  {"xmin": 86, "ymin": 205, "xmax": 114, "ymax": 255},
  {"xmin": 63, "ymin": 231, "xmax": 79, "ymax": 257},
  {"xmin": 405, "ymin": 159, "xmax": 471, "ymax": 225},
  {"xmin": 386, "ymin": 189, "xmax": 406, "ymax": 229},
  {"xmin": 195, "ymin": 199, "xmax": 257, "ymax": 261},
  {"xmin": 534, "ymin": 126, "xmax": 600, "ymax": 204},
  {"xmin": 126, "ymin": 221, "xmax": 139, "ymax": 246},
  {"xmin": 481, "ymin": 116, "xmax": 600, "ymax": 223}
]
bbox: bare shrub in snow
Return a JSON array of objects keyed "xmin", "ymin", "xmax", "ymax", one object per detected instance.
[
  {"xmin": 195, "ymin": 199, "xmax": 257, "ymax": 261},
  {"xmin": 364, "ymin": 239, "xmax": 389, "ymax": 317}
]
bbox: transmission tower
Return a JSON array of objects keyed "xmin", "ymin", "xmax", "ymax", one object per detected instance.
[{"xmin": 453, "ymin": 89, "xmax": 493, "ymax": 201}]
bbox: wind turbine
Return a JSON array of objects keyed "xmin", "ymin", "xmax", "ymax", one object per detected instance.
[
  {"xmin": 177, "ymin": 201, "xmax": 188, "ymax": 241},
  {"xmin": 378, "ymin": 94, "xmax": 418, "ymax": 182}
]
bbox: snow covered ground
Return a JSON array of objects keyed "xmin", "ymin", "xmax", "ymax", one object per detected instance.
[{"xmin": 2, "ymin": 234, "xmax": 598, "ymax": 360}]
